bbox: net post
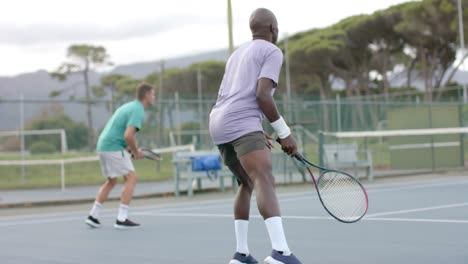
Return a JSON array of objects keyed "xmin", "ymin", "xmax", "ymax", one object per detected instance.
[
  {"xmin": 60, "ymin": 129, "xmax": 68, "ymax": 153},
  {"xmin": 319, "ymin": 130, "xmax": 324, "ymax": 169},
  {"xmin": 20, "ymin": 93, "xmax": 25, "ymax": 183},
  {"xmin": 457, "ymin": 101, "xmax": 465, "ymax": 167},
  {"xmin": 60, "ymin": 159, "xmax": 66, "ymax": 192},
  {"xmin": 175, "ymin": 92, "xmax": 182, "ymax": 146},
  {"xmin": 336, "ymin": 94, "xmax": 341, "ymax": 132},
  {"xmin": 428, "ymin": 103, "xmax": 436, "ymax": 171}
]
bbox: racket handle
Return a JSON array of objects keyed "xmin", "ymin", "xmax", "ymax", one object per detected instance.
[
  {"xmin": 293, "ymin": 153, "xmax": 304, "ymax": 161},
  {"xmin": 126, "ymin": 149, "xmax": 135, "ymax": 158},
  {"xmin": 276, "ymin": 138, "xmax": 304, "ymax": 162}
]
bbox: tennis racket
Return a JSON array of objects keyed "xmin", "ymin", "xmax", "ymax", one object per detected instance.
[
  {"xmin": 129, "ymin": 148, "xmax": 163, "ymax": 161},
  {"xmin": 292, "ymin": 152, "xmax": 368, "ymax": 223}
]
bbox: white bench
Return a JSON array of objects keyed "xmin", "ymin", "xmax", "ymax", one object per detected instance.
[
  {"xmin": 172, "ymin": 150, "xmax": 236, "ymax": 197},
  {"xmin": 323, "ymin": 143, "xmax": 373, "ymax": 180}
]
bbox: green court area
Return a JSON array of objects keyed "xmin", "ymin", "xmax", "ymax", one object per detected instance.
[{"xmin": 318, "ymin": 135, "xmax": 468, "ymax": 169}]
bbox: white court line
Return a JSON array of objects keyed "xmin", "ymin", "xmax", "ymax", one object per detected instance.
[
  {"xmin": 137, "ymin": 211, "xmax": 468, "ymax": 224},
  {"xmin": 364, "ymin": 217, "xmax": 468, "ymax": 224},
  {"xmin": 137, "ymin": 211, "xmax": 334, "ymax": 221},
  {"xmin": 0, "ymin": 216, "xmax": 81, "ymax": 227},
  {"xmin": 152, "ymin": 180, "xmax": 468, "ymax": 213},
  {"xmin": 1, "ymin": 209, "xmax": 467, "ymax": 227},
  {"xmin": 366, "ymin": 202, "xmax": 468, "ymax": 217},
  {"xmin": 1, "ymin": 177, "xmax": 467, "ymax": 226},
  {"xmin": 152, "ymin": 193, "xmax": 321, "ymax": 213},
  {"xmin": 152, "ymin": 191, "xmax": 317, "ymax": 213},
  {"xmin": 365, "ymin": 180, "xmax": 468, "ymax": 194},
  {"xmin": 2, "ymin": 178, "xmax": 462, "ymax": 220}
]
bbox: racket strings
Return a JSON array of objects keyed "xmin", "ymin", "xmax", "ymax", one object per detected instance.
[
  {"xmin": 320, "ymin": 176, "xmax": 362, "ymax": 214},
  {"xmin": 141, "ymin": 149, "xmax": 162, "ymax": 160},
  {"xmin": 321, "ymin": 181, "xmax": 366, "ymax": 221},
  {"xmin": 322, "ymin": 177, "xmax": 365, "ymax": 217},
  {"xmin": 321, "ymin": 185, "xmax": 365, "ymax": 221},
  {"xmin": 317, "ymin": 171, "xmax": 367, "ymax": 222}
]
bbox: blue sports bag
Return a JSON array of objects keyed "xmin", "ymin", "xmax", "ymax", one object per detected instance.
[{"xmin": 191, "ymin": 155, "xmax": 222, "ymax": 181}]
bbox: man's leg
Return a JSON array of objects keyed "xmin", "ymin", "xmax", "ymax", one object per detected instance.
[
  {"xmin": 121, "ymin": 171, "xmax": 137, "ymax": 205},
  {"xmin": 86, "ymin": 178, "xmax": 117, "ymax": 227},
  {"xmin": 118, "ymin": 171, "xmax": 138, "ymax": 221},
  {"xmin": 228, "ymin": 161, "xmax": 254, "ymax": 220},
  {"xmin": 228, "ymin": 162, "xmax": 254, "ymax": 256},
  {"xmin": 238, "ymin": 148, "xmax": 279, "ymax": 218},
  {"xmin": 96, "ymin": 178, "xmax": 118, "ymax": 204},
  {"xmin": 238, "ymin": 148, "xmax": 291, "ymax": 256},
  {"xmin": 93, "ymin": 177, "xmax": 118, "ymax": 216}
]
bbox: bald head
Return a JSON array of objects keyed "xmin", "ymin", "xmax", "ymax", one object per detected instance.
[{"xmin": 249, "ymin": 8, "xmax": 279, "ymax": 44}]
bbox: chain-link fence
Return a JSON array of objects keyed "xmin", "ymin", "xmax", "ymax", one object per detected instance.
[{"xmin": 1, "ymin": 87, "xmax": 467, "ymax": 153}]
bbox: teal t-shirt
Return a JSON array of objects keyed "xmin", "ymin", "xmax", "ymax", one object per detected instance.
[{"xmin": 97, "ymin": 100, "xmax": 145, "ymax": 151}]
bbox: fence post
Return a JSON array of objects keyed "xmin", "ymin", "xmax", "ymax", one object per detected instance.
[
  {"xmin": 458, "ymin": 101, "xmax": 465, "ymax": 167},
  {"xmin": 336, "ymin": 94, "xmax": 341, "ymax": 132},
  {"xmin": 61, "ymin": 130, "xmax": 68, "ymax": 153},
  {"xmin": 20, "ymin": 93, "xmax": 25, "ymax": 182},
  {"xmin": 197, "ymin": 66, "xmax": 204, "ymax": 147},
  {"xmin": 319, "ymin": 131, "xmax": 324, "ymax": 168},
  {"xmin": 175, "ymin": 92, "xmax": 182, "ymax": 145},
  {"xmin": 60, "ymin": 159, "xmax": 65, "ymax": 192}
]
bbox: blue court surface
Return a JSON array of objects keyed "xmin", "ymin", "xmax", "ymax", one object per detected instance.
[{"xmin": 0, "ymin": 175, "xmax": 467, "ymax": 264}]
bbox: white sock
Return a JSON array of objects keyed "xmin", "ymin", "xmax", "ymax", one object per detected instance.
[
  {"xmin": 265, "ymin": 216, "xmax": 291, "ymax": 255},
  {"xmin": 235, "ymin": 220, "xmax": 250, "ymax": 255},
  {"xmin": 117, "ymin": 204, "xmax": 129, "ymax": 221},
  {"xmin": 89, "ymin": 201, "xmax": 102, "ymax": 218}
]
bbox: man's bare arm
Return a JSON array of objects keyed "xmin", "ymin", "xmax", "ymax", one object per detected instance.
[
  {"xmin": 256, "ymin": 78, "xmax": 297, "ymax": 155},
  {"xmin": 124, "ymin": 126, "xmax": 144, "ymax": 159},
  {"xmin": 256, "ymin": 78, "xmax": 280, "ymax": 123}
]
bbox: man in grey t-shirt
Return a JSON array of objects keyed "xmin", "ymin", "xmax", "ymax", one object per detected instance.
[{"xmin": 209, "ymin": 8, "xmax": 302, "ymax": 264}]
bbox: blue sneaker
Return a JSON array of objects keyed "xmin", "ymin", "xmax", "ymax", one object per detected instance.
[
  {"xmin": 264, "ymin": 250, "xmax": 302, "ymax": 264},
  {"xmin": 229, "ymin": 252, "xmax": 258, "ymax": 264}
]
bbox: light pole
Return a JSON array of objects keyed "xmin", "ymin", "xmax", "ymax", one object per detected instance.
[
  {"xmin": 227, "ymin": 0, "xmax": 234, "ymax": 55},
  {"xmin": 284, "ymin": 33, "xmax": 292, "ymax": 122},
  {"xmin": 458, "ymin": 0, "xmax": 467, "ymax": 102},
  {"xmin": 197, "ymin": 66, "xmax": 203, "ymax": 147},
  {"xmin": 158, "ymin": 60, "xmax": 165, "ymax": 147},
  {"xmin": 20, "ymin": 93, "xmax": 25, "ymax": 182}
]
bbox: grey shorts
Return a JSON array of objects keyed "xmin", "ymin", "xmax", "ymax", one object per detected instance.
[
  {"xmin": 217, "ymin": 131, "xmax": 269, "ymax": 166},
  {"xmin": 98, "ymin": 150, "xmax": 135, "ymax": 178}
]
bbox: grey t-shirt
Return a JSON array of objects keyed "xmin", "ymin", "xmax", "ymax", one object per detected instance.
[{"xmin": 209, "ymin": 39, "xmax": 283, "ymax": 145}]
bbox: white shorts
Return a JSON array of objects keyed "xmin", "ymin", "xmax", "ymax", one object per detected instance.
[{"xmin": 98, "ymin": 150, "xmax": 135, "ymax": 178}]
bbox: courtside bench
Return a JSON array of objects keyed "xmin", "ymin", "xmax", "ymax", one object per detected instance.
[
  {"xmin": 323, "ymin": 143, "xmax": 373, "ymax": 180},
  {"xmin": 172, "ymin": 150, "xmax": 237, "ymax": 197}
]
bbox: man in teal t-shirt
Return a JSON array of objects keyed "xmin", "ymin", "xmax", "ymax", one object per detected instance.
[
  {"xmin": 85, "ymin": 83, "xmax": 155, "ymax": 230},
  {"xmin": 97, "ymin": 100, "xmax": 146, "ymax": 152}
]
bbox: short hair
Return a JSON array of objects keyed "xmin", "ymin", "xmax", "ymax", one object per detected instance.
[{"xmin": 136, "ymin": 83, "xmax": 154, "ymax": 100}]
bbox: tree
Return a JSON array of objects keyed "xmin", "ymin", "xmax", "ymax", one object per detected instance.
[
  {"xmin": 321, "ymin": 15, "xmax": 377, "ymax": 129},
  {"xmin": 395, "ymin": 0, "xmax": 463, "ymax": 101},
  {"xmin": 50, "ymin": 44, "xmax": 112, "ymax": 150},
  {"xmin": 288, "ymin": 28, "xmax": 344, "ymax": 96},
  {"xmin": 368, "ymin": 4, "xmax": 408, "ymax": 100},
  {"xmin": 287, "ymin": 28, "xmax": 345, "ymax": 130},
  {"xmin": 28, "ymin": 114, "xmax": 88, "ymax": 151},
  {"xmin": 187, "ymin": 61, "xmax": 225, "ymax": 95},
  {"xmin": 94, "ymin": 73, "xmax": 127, "ymax": 112}
]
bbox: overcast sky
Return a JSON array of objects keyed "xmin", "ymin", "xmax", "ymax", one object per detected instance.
[{"xmin": 0, "ymin": 0, "xmax": 415, "ymax": 77}]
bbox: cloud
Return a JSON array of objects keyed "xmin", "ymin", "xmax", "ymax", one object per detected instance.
[{"xmin": 0, "ymin": 14, "xmax": 223, "ymax": 46}]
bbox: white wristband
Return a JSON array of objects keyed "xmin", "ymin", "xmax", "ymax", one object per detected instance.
[{"xmin": 270, "ymin": 116, "xmax": 291, "ymax": 139}]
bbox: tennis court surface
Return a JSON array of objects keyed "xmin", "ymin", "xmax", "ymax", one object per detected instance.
[{"xmin": 1, "ymin": 174, "xmax": 467, "ymax": 264}]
